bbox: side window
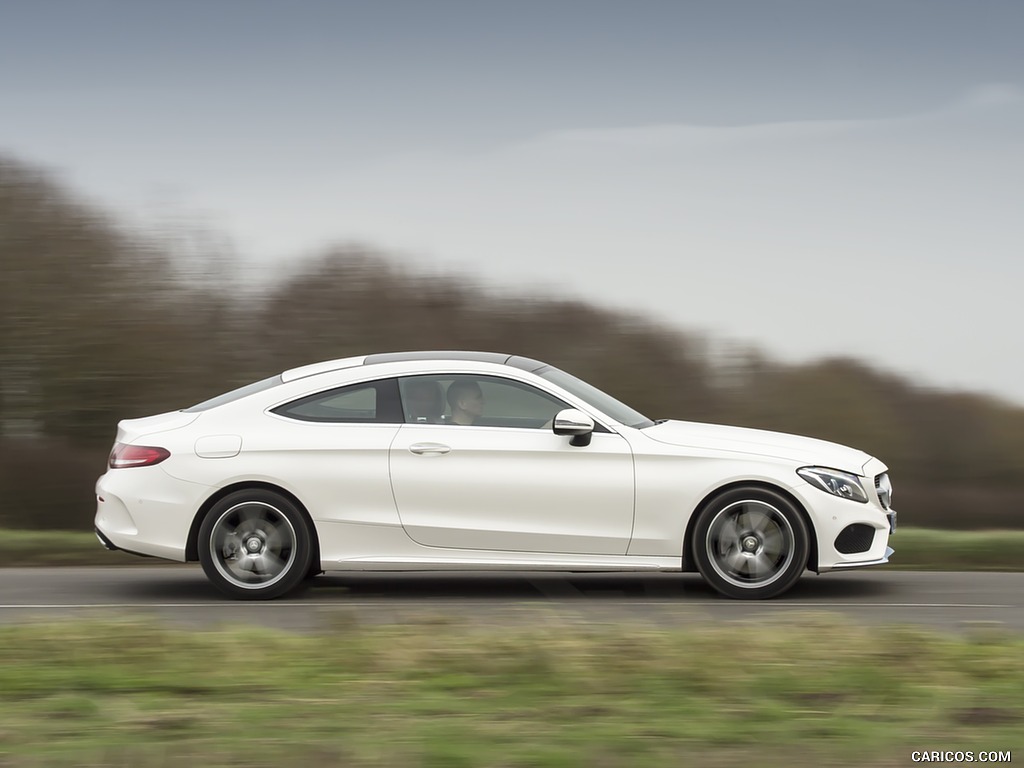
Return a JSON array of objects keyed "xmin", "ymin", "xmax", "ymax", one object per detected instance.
[
  {"xmin": 271, "ymin": 379, "xmax": 402, "ymax": 424},
  {"xmin": 400, "ymin": 377, "xmax": 447, "ymax": 424},
  {"xmin": 399, "ymin": 375, "xmax": 568, "ymax": 429}
]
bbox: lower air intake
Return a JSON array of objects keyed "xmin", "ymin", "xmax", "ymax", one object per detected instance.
[{"xmin": 835, "ymin": 524, "xmax": 876, "ymax": 554}]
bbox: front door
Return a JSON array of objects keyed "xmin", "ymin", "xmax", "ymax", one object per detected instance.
[{"xmin": 388, "ymin": 374, "xmax": 635, "ymax": 555}]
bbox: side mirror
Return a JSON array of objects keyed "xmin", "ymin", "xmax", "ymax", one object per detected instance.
[{"xmin": 552, "ymin": 409, "xmax": 594, "ymax": 446}]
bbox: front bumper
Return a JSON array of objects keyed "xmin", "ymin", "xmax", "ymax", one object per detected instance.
[
  {"xmin": 827, "ymin": 506, "xmax": 896, "ymax": 570},
  {"xmin": 789, "ymin": 479, "xmax": 896, "ymax": 572},
  {"xmin": 830, "ymin": 545, "xmax": 894, "ymax": 570}
]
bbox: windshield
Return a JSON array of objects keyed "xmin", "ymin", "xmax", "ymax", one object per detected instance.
[{"xmin": 536, "ymin": 366, "xmax": 654, "ymax": 429}]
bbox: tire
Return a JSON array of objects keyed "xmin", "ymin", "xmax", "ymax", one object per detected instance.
[
  {"xmin": 692, "ymin": 486, "xmax": 810, "ymax": 600},
  {"xmin": 198, "ymin": 489, "xmax": 314, "ymax": 600},
  {"xmin": 305, "ymin": 563, "xmax": 324, "ymax": 581}
]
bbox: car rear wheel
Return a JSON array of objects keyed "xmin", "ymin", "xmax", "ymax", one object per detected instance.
[
  {"xmin": 198, "ymin": 489, "xmax": 313, "ymax": 600},
  {"xmin": 692, "ymin": 487, "xmax": 809, "ymax": 599}
]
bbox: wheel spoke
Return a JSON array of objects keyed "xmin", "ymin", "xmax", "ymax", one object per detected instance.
[
  {"xmin": 723, "ymin": 549, "xmax": 747, "ymax": 574},
  {"xmin": 262, "ymin": 551, "xmax": 287, "ymax": 575},
  {"xmin": 761, "ymin": 527, "xmax": 784, "ymax": 557},
  {"xmin": 741, "ymin": 507, "xmax": 757, "ymax": 536},
  {"xmin": 235, "ymin": 505, "xmax": 264, "ymax": 526},
  {"xmin": 718, "ymin": 517, "xmax": 740, "ymax": 547},
  {"xmin": 749, "ymin": 553, "xmax": 774, "ymax": 579},
  {"xmin": 220, "ymin": 530, "xmax": 243, "ymax": 555},
  {"xmin": 749, "ymin": 510, "xmax": 773, "ymax": 536},
  {"xmin": 265, "ymin": 526, "xmax": 290, "ymax": 553}
]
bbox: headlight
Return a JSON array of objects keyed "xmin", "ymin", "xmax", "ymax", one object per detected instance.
[{"xmin": 797, "ymin": 467, "xmax": 869, "ymax": 503}]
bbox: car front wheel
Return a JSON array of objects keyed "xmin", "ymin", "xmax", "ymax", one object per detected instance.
[
  {"xmin": 692, "ymin": 487, "xmax": 810, "ymax": 599},
  {"xmin": 198, "ymin": 489, "xmax": 314, "ymax": 600}
]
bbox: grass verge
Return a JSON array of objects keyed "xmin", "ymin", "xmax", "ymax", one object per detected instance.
[
  {"xmin": 0, "ymin": 529, "xmax": 165, "ymax": 567},
  {"xmin": 886, "ymin": 528, "xmax": 1024, "ymax": 571},
  {"xmin": 1, "ymin": 527, "xmax": 1023, "ymax": 570},
  {"xmin": 0, "ymin": 615, "xmax": 1020, "ymax": 767}
]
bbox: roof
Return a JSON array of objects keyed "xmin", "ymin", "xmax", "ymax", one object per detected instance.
[
  {"xmin": 282, "ymin": 351, "xmax": 549, "ymax": 382},
  {"xmin": 362, "ymin": 351, "xmax": 548, "ymax": 372},
  {"xmin": 363, "ymin": 350, "xmax": 509, "ymax": 365}
]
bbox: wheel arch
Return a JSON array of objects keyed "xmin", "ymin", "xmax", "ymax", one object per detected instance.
[
  {"xmin": 186, "ymin": 481, "xmax": 321, "ymax": 569},
  {"xmin": 682, "ymin": 480, "xmax": 818, "ymax": 573}
]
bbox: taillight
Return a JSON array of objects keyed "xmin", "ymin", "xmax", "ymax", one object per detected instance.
[{"xmin": 109, "ymin": 443, "xmax": 171, "ymax": 468}]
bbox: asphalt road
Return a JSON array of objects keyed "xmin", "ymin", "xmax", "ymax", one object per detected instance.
[{"xmin": 0, "ymin": 567, "xmax": 1021, "ymax": 634}]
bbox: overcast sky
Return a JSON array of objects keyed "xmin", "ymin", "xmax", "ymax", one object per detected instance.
[{"xmin": 3, "ymin": 0, "xmax": 1023, "ymax": 403}]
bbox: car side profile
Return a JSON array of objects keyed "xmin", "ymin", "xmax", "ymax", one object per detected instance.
[{"xmin": 94, "ymin": 351, "xmax": 896, "ymax": 600}]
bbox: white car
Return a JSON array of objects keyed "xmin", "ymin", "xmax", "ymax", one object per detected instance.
[{"xmin": 95, "ymin": 351, "xmax": 896, "ymax": 600}]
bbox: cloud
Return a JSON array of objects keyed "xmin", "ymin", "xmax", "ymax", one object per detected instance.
[
  {"xmin": 494, "ymin": 83, "xmax": 1024, "ymax": 158},
  {"xmin": 273, "ymin": 84, "xmax": 1023, "ymax": 403},
  {"xmin": 961, "ymin": 82, "xmax": 1024, "ymax": 108}
]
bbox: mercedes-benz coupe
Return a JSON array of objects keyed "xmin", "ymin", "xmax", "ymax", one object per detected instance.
[{"xmin": 95, "ymin": 351, "xmax": 896, "ymax": 599}]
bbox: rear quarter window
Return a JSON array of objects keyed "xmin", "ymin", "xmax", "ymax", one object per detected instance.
[{"xmin": 271, "ymin": 379, "xmax": 403, "ymax": 423}]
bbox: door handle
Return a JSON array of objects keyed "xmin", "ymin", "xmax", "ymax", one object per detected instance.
[{"xmin": 408, "ymin": 442, "xmax": 451, "ymax": 456}]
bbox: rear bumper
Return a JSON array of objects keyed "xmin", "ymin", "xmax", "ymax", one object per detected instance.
[
  {"xmin": 94, "ymin": 526, "xmax": 156, "ymax": 559},
  {"xmin": 94, "ymin": 466, "xmax": 207, "ymax": 562},
  {"xmin": 95, "ymin": 528, "xmax": 117, "ymax": 551}
]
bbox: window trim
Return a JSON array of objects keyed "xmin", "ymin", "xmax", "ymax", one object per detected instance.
[{"xmin": 183, "ymin": 375, "xmax": 284, "ymax": 413}]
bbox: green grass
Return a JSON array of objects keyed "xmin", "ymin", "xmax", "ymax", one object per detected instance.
[
  {"xmin": 0, "ymin": 615, "xmax": 1020, "ymax": 766},
  {"xmin": 2, "ymin": 527, "xmax": 1023, "ymax": 570},
  {"xmin": 888, "ymin": 528, "xmax": 1024, "ymax": 571},
  {"xmin": 0, "ymin": 529, "xmax": 169, "ymax": 566}
]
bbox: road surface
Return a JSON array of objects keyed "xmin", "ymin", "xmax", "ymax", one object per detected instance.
[{"xmin": 0, "ymin": 567, "xmax": 1021, "ymax": 633}]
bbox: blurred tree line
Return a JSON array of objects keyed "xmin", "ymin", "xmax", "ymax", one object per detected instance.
[{"xmin": 2, "ymin": 155, "xmax": 1021, "ymax": 531}]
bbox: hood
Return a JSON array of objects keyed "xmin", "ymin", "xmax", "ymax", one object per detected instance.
[
  {"xmin": 642, "ymin": 420, "xmax": 872, "ymax": 474},
  {"xmin": 116, "ymin": 411, "xmax": 201, "ymax": 444}
]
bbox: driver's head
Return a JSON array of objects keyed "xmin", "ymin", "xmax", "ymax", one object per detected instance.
[{"xmin": 446, "ymin": 379, "xmax": 484, "ymax": 424}]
